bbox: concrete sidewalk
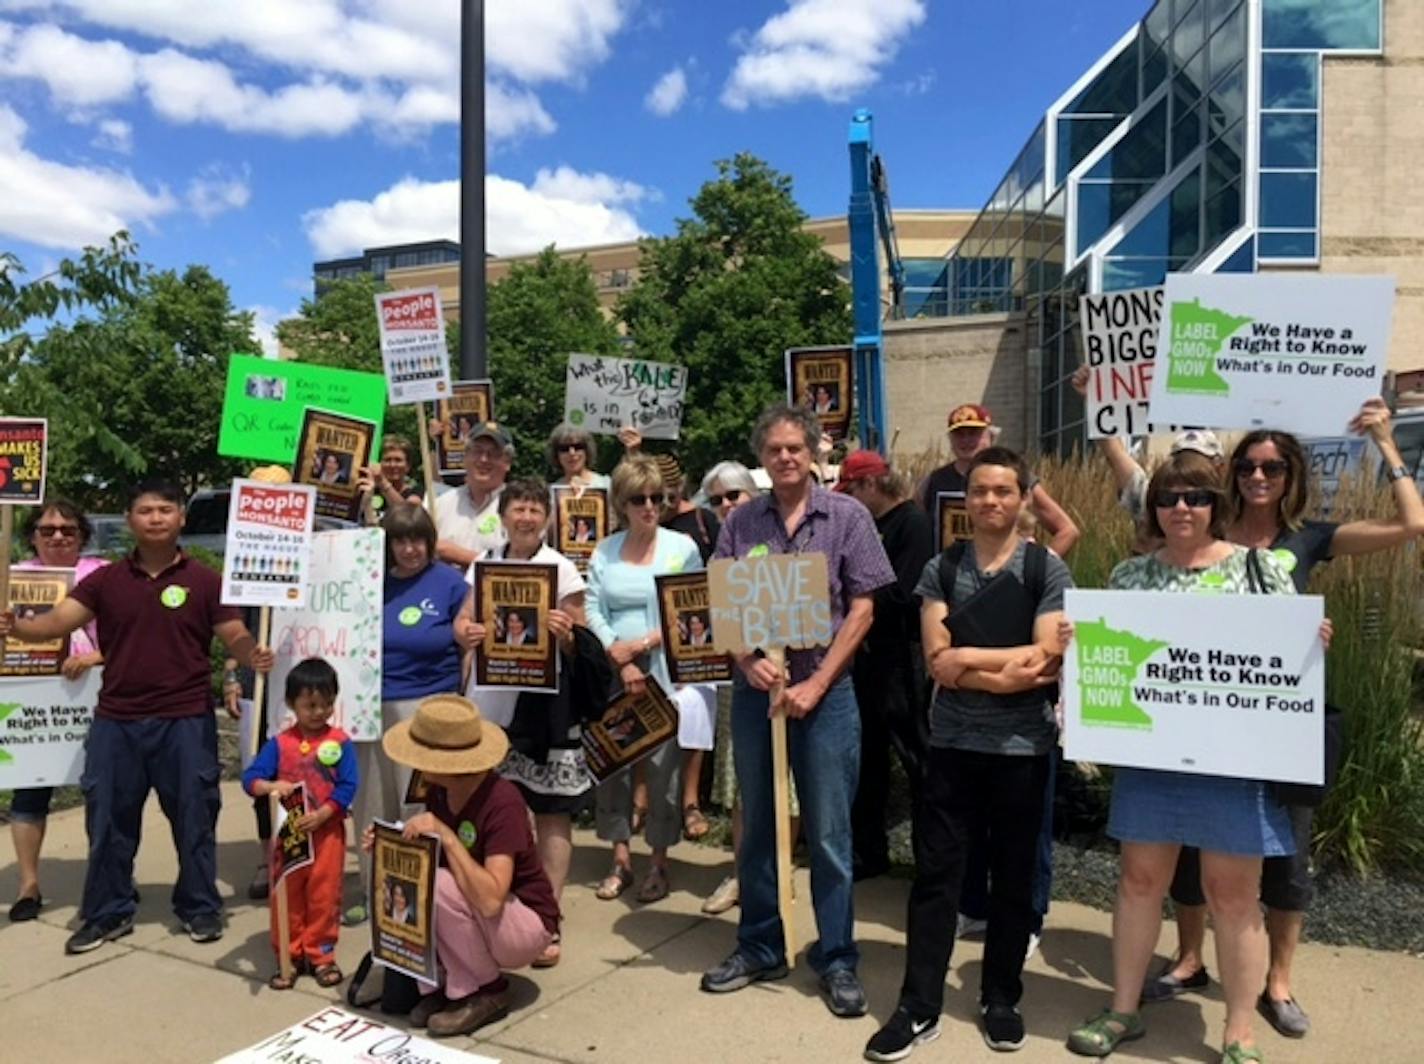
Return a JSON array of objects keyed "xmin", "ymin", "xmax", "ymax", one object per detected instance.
[{"xmin": 1, "ymin": 782, "xmax": 1418, "ymax": 1063}]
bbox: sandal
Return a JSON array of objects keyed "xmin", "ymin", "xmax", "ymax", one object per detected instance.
[
  {"xmin": 1067, "ymin": 1008, "xmax": 1145, "ymax": 1057},
  {"xmin": 532, "ymin": 933, "xmax": 561, "ymax": 969},
  {"xmin": 636, "ymin": 865, "xmax": 670, "ymax": 904},
  {"xmin": 682, "ymin": 804, "xmax": 710, "ymax": 841},
  {"xmin": 268, "ymin": 970, "xmax": 298, "ymax": 991},
  {"xmin": 1221, "ymin": 1043, "xmax": 1264, "ymax": 1064},
  {"xmin": 313, "ymin": 963, "xmax": 344, "ymax": 988},
  {"xmin": 595, "ymin": 865, "xmax": 634, "ymax": 901}
]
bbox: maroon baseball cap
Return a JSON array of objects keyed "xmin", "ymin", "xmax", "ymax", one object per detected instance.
[
  {"xmin": 835, "ymin": 450, "xmax": 890, "ymax": 491},
  {"xmin": 947, "ymin": 403, "xmax": 993, "ymax": 431}
]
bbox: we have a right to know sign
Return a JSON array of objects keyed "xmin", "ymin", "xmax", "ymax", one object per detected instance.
[{"xmin": 1062, "ymin": 589, "xmax": 1325, "ymax": 784}]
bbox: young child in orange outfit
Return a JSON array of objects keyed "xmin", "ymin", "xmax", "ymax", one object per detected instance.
[{"xmin": 242, "ymin": 658, "xmax": 358, "ymax": 989}]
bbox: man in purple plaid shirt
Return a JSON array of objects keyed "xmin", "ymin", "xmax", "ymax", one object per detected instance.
[{"xmin": 699, "ymin": 404, "xmax": 894, "ymax": 1018}]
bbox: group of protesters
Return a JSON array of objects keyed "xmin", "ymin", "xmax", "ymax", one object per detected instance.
[{"xmin": 3, "ymin": 386, "xmax": 1421, "ymax": 1058}]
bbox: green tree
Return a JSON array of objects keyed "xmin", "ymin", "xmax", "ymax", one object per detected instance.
[
  {"xmin": 617, "ymin": 153, "xmax": 852, "ymax": 477},
  {"xmin": 487, "ymin": 247, "xmax": 621, "ymax": 477}
]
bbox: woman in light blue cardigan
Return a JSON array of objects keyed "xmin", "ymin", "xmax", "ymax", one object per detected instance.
[{"xmin": 586, "ymin": 455, "xmax": 703, "ymax": 904}]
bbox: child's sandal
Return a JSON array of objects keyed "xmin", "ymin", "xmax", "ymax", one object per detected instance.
[
  {"xmin": 313, "ymin": 963, "xmax": 344, "ymax": 988},
  {"xmin": 268, "ymin": 970, "xmax": 297, "ymax": 991}
]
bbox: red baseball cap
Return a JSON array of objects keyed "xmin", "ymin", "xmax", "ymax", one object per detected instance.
[
  {"xmin": 947, "ymin": 403, "xmax": 993, "ymax": 431},
  {"xmin": 835, "ymin": 450, "xmax": 890, "ymax": 491}
]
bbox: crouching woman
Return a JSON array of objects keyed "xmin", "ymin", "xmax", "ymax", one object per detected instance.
[{"xmin": 369, "ymin": 694, "xmax": 559, "ymax": 1038}]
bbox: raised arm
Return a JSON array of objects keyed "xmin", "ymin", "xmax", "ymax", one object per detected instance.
[
  {"xmin": 1331, "ymin": 398, "xmax": 1424, "ymax": 555},
  {"xmin": 1029, "ymin": 483, "xmax": 1080, "ymax": 557},
  {"xmin": 1071, "ymin": 364, "xmax": 1146, "ymax": 497}
]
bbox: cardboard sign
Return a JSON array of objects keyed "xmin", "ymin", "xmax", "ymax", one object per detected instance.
[
  {"xmin": 3, "ymin": 568, "xmax": 73, "ymax": 676},
  {"xmin": 435, "ymin": 380, "xmax": 494, "ymax": 475},
  {"xmin": 1063, "ymin": 588, "xmax": 1325, "ymax": 783},
  {"xmin": 707, "ymin": 553, "xmax": 832, "ymax": 654},
  {"xmin": 582, "ymin": 677, "xmax": 680, "ymax": 782},
  {"xmin": 472, "ymin": 561, "xmax": 558, "ymax": 693},
  {"xmin": 550, "ymin": 486, "xmax": 608, "ymax": 572},
  {"xmin": 214, "ymin": 1008, "xmax": 498, "ymax": 1064},
  {"xmin": 0, "ymin": 418, "xmax": 47, "ymax": 504},
  {"xmin": 370, "ymin": 820, "xmax": 440, "ymax": 985},
  {"xmin": 656, "ymin": 572, "xmax": 732, "ymax": 685},
  {"xmin": 218, "ymin": 354, "xmax": 386, "ymax": 464},
  {"xmin": 220, "ymin": 480, "xmax": 317, "ymax": 608},
  {"xmin": 1080, "ymin": 287, "xmax": 1165, "ymax": 439},
  {"xmin": 564, "ymin": 352, "xmax": 686, "ymax": 440},
  {"xmin": 293, "ymin": 408, "xmax": 377, "ymax": 523},
  {"xmin": 269, "ymin": 529, "xmax": 384, "ymax": 741},
  {"xmin": 1148, "ymin": 273, "xmax": 1394, "ymax": 435},
  {"xmin": 272, "ymin": 783, "xmax": 314, "ymax": 884},
  {"xmin": 0, "ymin": 669, "xmax": 100, "ymax": 788},
  {"xmin": 375, "ymin": 287, "xmax": 453, "ymax": 406},
  {"xmin": 786, "ymin": 346, "xmax": 854, "ymax": 440},
  {"xmin": 936, "ymin": 491, "xmax": 972, "ymax": 549}
]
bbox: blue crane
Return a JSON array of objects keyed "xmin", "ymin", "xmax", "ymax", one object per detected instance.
[{"xmin": 847, "ymin": 108, "xmax": 902, "ymax": 451}]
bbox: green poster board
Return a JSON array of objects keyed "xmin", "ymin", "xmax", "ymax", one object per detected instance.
[{"xmin": 218, "ymin": 354, "xmax": 387, "ymax": 463}]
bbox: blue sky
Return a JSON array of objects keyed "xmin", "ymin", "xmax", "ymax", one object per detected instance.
[{"xmin": 0, "ymin": 1, "xmax": 1149, "ymax": 351}]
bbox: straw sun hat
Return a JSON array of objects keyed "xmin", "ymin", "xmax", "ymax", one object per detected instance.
[{"xmin": 381, "ymin": 694, "xmax": 509, "ymax": 776}]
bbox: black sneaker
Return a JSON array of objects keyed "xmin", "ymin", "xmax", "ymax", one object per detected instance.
[
  {"xmin": 183, "ymin": 912, "xmax": 224, "ymax": 943},
  {"xmin": 822, "ymin": 968, "xmax": 868, "ymax": 1017},
  {"xmin": 65, "ymin": 914, "xmax": 134, "ymax": 955},
  {"xmin": 982, "ymin": 1003, "xmax": 1026, "ymax": 1052},
  {"xmin": 699, "ymin": 951, "xmax": 789, "ymax": 994},
  {"xmin": 864, "ymin": 1006, "xmax": 941, "ymax": 1061}
]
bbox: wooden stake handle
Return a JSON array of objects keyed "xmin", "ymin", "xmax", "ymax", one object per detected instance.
[
  {"xmin": 417, "ymin": 404, "xmax": 439, "ymax": 517},
  {"xmin": 0, "ymin": 507, "xmax": 12, "ymax": 657},
  {"xmin": 767, "ymin": 646, "xmax": 796, "ymax": 968},
  {"xmin": 270, "ymin": 792, "xmax": 293, "ymax": 982},
  {"xmin": 250, "ymin": 607, "xmax": 272, "ymax": 763}
]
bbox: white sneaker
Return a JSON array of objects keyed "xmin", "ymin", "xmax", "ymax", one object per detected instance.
[
  {"xmin": 956, "ymin": 915, "xmax": 987, "ymax": 939},
  {"xmin": 1025, "ymin": 932, "xmax": 1041, "ymax": 962},
  {"xmin": 701, "ymin": 876, "xmax": 740, "ymax": 915}
]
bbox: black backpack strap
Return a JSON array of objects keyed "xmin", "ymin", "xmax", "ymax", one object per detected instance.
[
  {"xmin": 936, "ymin": 540, "xmax": 968, "ymax": 609},
  {"xmin": 1024, "ymin": 541, "xmax": 1048, "ymax": 607},
  {"xmin": 1246, "ymin": 547, "xmax": 1271, "ymax": 594}
]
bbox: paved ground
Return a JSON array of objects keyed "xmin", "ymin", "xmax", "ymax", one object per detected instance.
[{"xmin": 1, "ymin": 781, "xmax": 1420, "ymax": 1063}]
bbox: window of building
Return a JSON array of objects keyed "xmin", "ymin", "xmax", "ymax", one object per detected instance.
[{"xmin": 1263, "ymin": 0, "xmax": 1381, "ymax": 51}]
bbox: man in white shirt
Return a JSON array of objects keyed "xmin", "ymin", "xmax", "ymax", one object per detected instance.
[{"xmin": 436, "ymin": 421, "xmax": 511, "ymax": 568}]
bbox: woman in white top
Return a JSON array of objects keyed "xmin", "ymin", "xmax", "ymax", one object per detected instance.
[{"xmin": 548, "ymin": 424, "xmax": 611, "ymax": 493}]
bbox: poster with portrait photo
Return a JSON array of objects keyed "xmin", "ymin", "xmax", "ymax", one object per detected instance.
[
  {"xmin": 655, "ymin": 572, "xmax": 732, "ymax": 685},
  {"xmin": 472, "ymin": 561, "xmax": 558, "ymax": 693},
  {"xmin": 435, "ymin": 380, "xmax": 494, "ymax": 475},
  {"xmin": 936, "ymin": 491, "xmax": 973, "ymax": 549},
  {"xmin": 551, "ymin": 486, "xmax": 608, "ymax": 572},
  {"xmin": 370, "ymin": 820, "xmax": 439, "ymax": 984},
  {"xmin": 582, "ymin": 676, "xmax": 680, "ymax": 782},
  {"xmin": 2, "ymin": 567, "xmax": 72, "ymax": 677},
  {"xmin": 292, "ymin": 407, "xmax": 376, "ymax": 523},
  {"xmin": 785, "ymin": 346, "xmax": 854, "ymax": 440}
]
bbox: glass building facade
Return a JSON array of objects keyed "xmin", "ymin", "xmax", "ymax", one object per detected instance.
[{"xmin": 936, "ymin": 0, "xmax": 1383, "ymax": 453}]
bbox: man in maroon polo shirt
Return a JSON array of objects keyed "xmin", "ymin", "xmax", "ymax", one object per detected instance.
[{"xmin": 1, "ymin": 478, "xmax": 273, "ymax": 954}]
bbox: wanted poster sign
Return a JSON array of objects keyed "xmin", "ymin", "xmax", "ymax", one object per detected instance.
[
  {"xmin": 220, "ymin": 480, "xmax": 317, "ymax": 608},
  {"xmin": 582, "ymin": 678, "xmax": 680, "ymax": 782},
  {"xmin": 1079, "ymin": 287, "xmax": 1165, "ymax": 439},
  {"xmin": 435, "ymin": 380, "xmax": 494, "ymax": 475},
  {"xmin": 371, "ymin": 820, "xmax": 439, "ymax": 985},
  {"xmin": 936, "ymin": 491, "xmax": 972, "ymax": 549},
  {"xmin": 375, "ymin": 287, "xmax": 453, "ymax": 406},
  {"xmin": 0, "ymin": 418, "xmax": 46, "ymax": 504},
  {"xmin": 293, "ymin": 408, "xmax": 376, "ymax": 523},
  {"xmin": 656, "ymin": 572, "xmax": 732, "ymax": 685},
  {"xmin": 786, "ymin": 346, "xmax": 853, "ymax": 440},
  {"xmin": 551, "ymin": 486, "xmax": 607, "ymax": 572},
  {"xmin": 472, "ymin": 561, "xmax": 558, "ymax": 693},
  {"xmin": 2, "ymin": 567, "xmax": 72, "ymax": 676}
]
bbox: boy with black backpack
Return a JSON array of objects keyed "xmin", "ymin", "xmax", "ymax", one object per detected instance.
[{"xmin": 865, "ymin": 447, "xmax": 1072, "ymax": 1060}]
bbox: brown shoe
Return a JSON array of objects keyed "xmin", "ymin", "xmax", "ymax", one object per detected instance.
[
  {"xmin": 407, "ymin": 990, "xmax": 448, "ymax": 1028},
  {"xmin": 427, "ymin": 987, "xmax": 510, "ymax": 1038}
]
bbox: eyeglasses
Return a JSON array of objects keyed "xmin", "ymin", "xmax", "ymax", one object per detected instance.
[
  {"xmin": 627, "ymin": 493, "xmax": 666, "ymax": 508},
  {"xmin": 35, "ymin": 524, "xmax": 80, "ymax": 538},
  {"xmin": 707, "ymin": 489, "xmax": 745, "ymax": 507},
  {"xmin": 1152, "ymin": 489, "xmax": 1217, "ymax": 510},
  {"xmin": 1234, "ymin": 459, "xmax": 1289, "ymax": 479},
  {"xmin": 556, "ymin": 442, "xmax": 587, "ymax": 454}
]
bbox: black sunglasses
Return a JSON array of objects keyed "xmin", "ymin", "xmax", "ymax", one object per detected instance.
[
  {"xmin": 707, "ymin": 489, "xmax": 745, "ymax": 507},
  {"xmin": 1234, "ymin": 459, "xmax": 1289, "ymax": 479},
  {"xmin": 556, "ymin": 442, "xmax": 587, "ymax": 454},
  {"xmin": 627, "ymin": 493, "xmax": 666, "ymax": 508},
  {"xmin": 1152, "ymin": 489, "xmax": 1217, "ymax": 510}
]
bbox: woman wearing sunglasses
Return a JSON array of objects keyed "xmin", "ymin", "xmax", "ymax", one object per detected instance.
[
  {"xmin": 9, "ymin": 500, "xmax": 107, "ymax": 922},
  {"xmin": 547, "ymin": 425, "xmax": 610, "ymax": 493},
  {"xmin": 1066, "ymin": 452, "xmax": 1330, "ymax": 1064},
  {"xmin": 1144, "ymin": 397, "xmax": 1424, "ymax": 1041},
  {"xmin": 585, "ymin": 455, "xmax": 702, "ymax": 902}
]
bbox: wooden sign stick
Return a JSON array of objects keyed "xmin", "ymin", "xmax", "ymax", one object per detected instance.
[
  {"xmin": 767, "ymin": 645, "xmax": 797, "ymax": 968},
  {"xmin": 417, "ymin": 403, "xmax": 439, "ymax": 517},
  {"xmin": 0, "ymin": 507, "xmax": 12, "ymax": 656},
  {"xmin": 250, "ymin": 607, "xmax": 272, "ymax": 763},
  {"xmin": 269, "ymin": 792, "xmax": 294, "ymax": 985}
]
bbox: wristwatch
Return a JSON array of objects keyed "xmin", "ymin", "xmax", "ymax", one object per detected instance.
[{"xmin": 1386, "ymin": 464, "xmax": 1410, "ymax": 482}]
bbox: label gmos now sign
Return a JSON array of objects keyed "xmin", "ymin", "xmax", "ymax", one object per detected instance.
[
  {"xmin": 1062, "ymin": 589, "xmax": 1326, "ymax": 784},
  {"xmin": 1146, "ymin": 273, "xmax": 1394, "ymax": 436}
]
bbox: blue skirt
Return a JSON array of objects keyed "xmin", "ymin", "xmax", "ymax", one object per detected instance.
[{"xmin": 1108, "ymin": 768, "xmax": 1296, "ymax": 857}]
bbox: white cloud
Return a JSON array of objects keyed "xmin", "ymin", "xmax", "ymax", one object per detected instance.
[
  {"xmin": 302, "ymin": 169, "xmax": 647, "ymax": 260},
  {"xmin": 644, "ymin": 66, "xmax": 687, "ymax": 117},
  {"xmin": 0, "ymin": 21, "xmax": 137, "ymax": 105},
  {"xmin": 722, "ymin": 0, "xmax": 927, "ymax": 110},
  {"xmin": 246, "ymin": 303, "xmax": 288, "ymax": 358},
  {"xmin": 187, "ymin": 163, "xmax": 252, "ymax": 221},
  {"xmin": 91, "ymin": 117, "xmax": 132, "ymax": 152},
  {"xmin": 0, "ymin": 102, "xmax": 176, "ymax": 248}
]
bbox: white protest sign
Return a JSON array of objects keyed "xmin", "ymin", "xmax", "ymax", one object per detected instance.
[
  {"xmin": 220, "ymin": 480, "xmax": 317, "ymax": 609},
  {"xmin": 564, "ymin": 352, "xmax": 687, "ymax": 439},
  {"xmin": 1079, "ymin": 286, "xmax": 1164, "ymax": 439},
  {"xmin": 0, "ymin": 670, "xmax": 102, "ymax": 788},
  {"xmin": 1063, "ymin": 588, "xmax": 1325, "ymax": 783},
  {"xmin": 270, "ymin": 529, "xmax": 383, "ymax": 741},
  {"xmin": 375, "ymin": 287, "xmax": 452, "ymax": 406},
  {"xmin": 1148, "ymin": 273, "xmax": 1394, "ymax": 435},
  {"xmin": 707, "ymin": 553, "xmax": 832, "ymax": 654},
  {"xmin": 1301, "ymin": 434, "xmax": 1378, "ymax": 516},
  {"xmin": 212, "ymin": 1007, "xmax": 499, "ymax": 1063}
]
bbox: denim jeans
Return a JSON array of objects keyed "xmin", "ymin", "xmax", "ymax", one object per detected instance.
[{"xmin": 731, "ymin": 674, "xmax": 860, "ymax": 975}]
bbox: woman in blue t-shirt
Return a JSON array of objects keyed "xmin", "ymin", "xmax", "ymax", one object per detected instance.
[{"xmin": 347, "ymin": 503, "xmax": 474, "ymax": 924}]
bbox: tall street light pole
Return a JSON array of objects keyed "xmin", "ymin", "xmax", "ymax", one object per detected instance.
[{"xmin": 460, "ymin": 0, "xmax": 487, "ymax": 380}]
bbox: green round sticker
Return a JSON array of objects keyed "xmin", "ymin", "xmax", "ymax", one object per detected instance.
[
  {"xmin": 457, "ymin": 820, "xmax": 477, "ymax": 847},
  {"xmin": 478, "ymin": 514, "xmax": 499, "ymax": 535},
  {"xmin": 569, "ymin": 409, "xmax": 585, "ymax": 425},
  {"xmin": 748, "ymin": 543, "xmax": 770, "ymax": 558},
  {"xmin": 1271, "ymin": 548, "xmax": 1298, "ymax": 573},
  {"xmin": 160, "ymin": 585, "xmax": 189, "ymax": 609},
  {"xmin": 316, "ymin": 740, "xmax": 342, "ymax": 766},
  {"xmin": 1196, "ymin": 571, "xmax": 1227, "ymax": 591},
  {"xmin": 398, "ymin": 605, "xmax": 423, "ymax": 627}
]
